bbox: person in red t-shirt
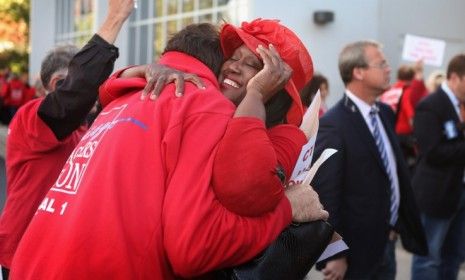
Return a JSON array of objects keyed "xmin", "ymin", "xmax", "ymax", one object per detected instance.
[
  {"xmin": 11, "ymin": 22, "xmax": 326, "ymax": 279},
  {"xmin": 0, "ymin": 1, "xmax": 134, "ymax": 278}
]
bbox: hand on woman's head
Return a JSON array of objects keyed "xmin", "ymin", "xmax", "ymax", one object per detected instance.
[{"xmin": 246, "ymin": 44, "xmax": 292, "ymax": 103}]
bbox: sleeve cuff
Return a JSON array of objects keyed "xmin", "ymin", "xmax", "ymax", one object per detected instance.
[{"xmin": 91, "ymin": 34, "xmax": 119, "ymax": 56}]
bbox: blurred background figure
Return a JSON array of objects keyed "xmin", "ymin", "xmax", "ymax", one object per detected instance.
[
  {"xmin": 0, "ymin": 73, "xmax": 27, "ymax": 123},
  {"xmin": 380, "ymin": 61, "xmax": 427, "ymax": 174},
  {"xmin": 426, "ymin": 70, "xmax": 446, "ymax": 94},
  {"xmin": 0, "ymin": 68, "xmax": 10, "ymax": 124},
  {"xmin": 19, "ymin": 73, "xmax": 35, "ymax": 105},
  {"xmin": 0, "ymin": 69, "xmax": 10, "ymax": 89},
  {"xmin": 380, "ymin": 61, "xmax": 427, "ymax": 113},
  {"xmin": 300, "ymin": 73, "xmax": 329, "ymax": 117},
  {"xmin": 411, "ymin": 53, "xmax": 465, "ymax": 280}
]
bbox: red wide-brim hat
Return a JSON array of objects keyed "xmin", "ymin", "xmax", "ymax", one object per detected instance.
[{"xmin": 220, "ymin": 19, "xmax": 313, "ymax": 126}]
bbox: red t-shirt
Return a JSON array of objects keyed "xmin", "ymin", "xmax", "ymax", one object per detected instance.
[
  {"xmin": 0, "ymin": 99, "xmax": 85, "ymax": 268},
  {"xmin": 3, "ymin": 79, "xmax": 27, "ymax": 107},
  {"xmin": 11, "ymin": 52, "xmax": 292, "ymax": 279}
]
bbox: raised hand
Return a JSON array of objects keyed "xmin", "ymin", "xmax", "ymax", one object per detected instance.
[
  {"xmin": 246, "ymin": 44, "xmax": 292, "ymax": 103},
  {"xmin": 97, "ymin": 0, "xmax": 135, "ymax": 44}
]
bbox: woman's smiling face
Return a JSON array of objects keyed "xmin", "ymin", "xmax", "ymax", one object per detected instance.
[{"xmin": 218, "ymin": 44, "xmax": 263, "ymax": 106}]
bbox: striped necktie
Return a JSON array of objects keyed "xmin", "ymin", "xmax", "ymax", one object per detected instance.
[{"xmin": 369, "ymin": 107, "xmax": 398, "ymax": 225}]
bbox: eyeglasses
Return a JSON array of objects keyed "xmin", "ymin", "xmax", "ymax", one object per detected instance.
[{"xmin": 367, "ymin": 61, "xmax": 390, "ymax": 69}]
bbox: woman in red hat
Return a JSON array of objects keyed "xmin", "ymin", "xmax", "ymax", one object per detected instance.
[
  {"xmin": 103, "ymin": 21, "xmax": 315, "ymax": 218},
  {"xmin": 100, "ymin": 19, "xmax": 316, "ymax": 217},
  {"xmin": 212, "ymin": 18, "xmax": 315, "ymax": 215}
]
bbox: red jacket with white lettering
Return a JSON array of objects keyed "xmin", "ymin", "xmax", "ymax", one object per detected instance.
[
  {"xmin": 11, "ymin": 52, "xmax": 293, "ymax": 279},
  {"xmin": 0, "ymin": 99, "xmax": 86, "ymax": 268}
]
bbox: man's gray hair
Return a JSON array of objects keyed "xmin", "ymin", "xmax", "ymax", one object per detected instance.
[
  {"xmin": 338, "ymin": 40, "xmax": 381, "ymax": 85},
  {"xmin": 40, "ymin": 44, "xmax": 79, "ymax": 90}
]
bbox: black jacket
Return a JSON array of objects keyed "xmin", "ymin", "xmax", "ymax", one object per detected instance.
[
  {"xmin": 412, "ymin": 87, "xmax": 465, "ymax": 218},
  {"xmin": 312, "ymin": 95, "xmax": 427, "ymax": 278}
]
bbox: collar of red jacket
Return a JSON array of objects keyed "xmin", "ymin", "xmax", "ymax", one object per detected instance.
[
  {"xmin": 98, "ymin": 52, "xmax": 220, "ymax": 108},
  {"xmin": 159, "ymin": 51, "xmax": 219, "ymax": 89}
]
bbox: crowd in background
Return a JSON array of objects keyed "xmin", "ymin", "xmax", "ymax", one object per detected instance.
[{"xmin": 0, "ymin": 68, "xmax": 45, "ymax": 124}]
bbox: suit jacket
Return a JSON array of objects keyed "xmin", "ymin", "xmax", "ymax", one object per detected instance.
[
  {"xmin": 412, "ymin": 87, "xmax": 465, "ymax": 218},
  {"xmin": 312, "ymin": 95, "xmax": 427, "ymax": 278}
]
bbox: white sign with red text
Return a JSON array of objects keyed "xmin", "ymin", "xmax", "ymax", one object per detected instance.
[{"xmin": 402, "ymin": 34, "xmax": 446, "ymax": 67}]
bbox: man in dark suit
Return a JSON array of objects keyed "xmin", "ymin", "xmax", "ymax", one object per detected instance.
[
  {"xmin": 411, "ymin": 54, "xmax": 465, "ymax": 280},
  {"xmin": 312, "ymin": 40, "xmax": 427, "ymax": 279}
]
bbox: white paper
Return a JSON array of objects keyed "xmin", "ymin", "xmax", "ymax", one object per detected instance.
[
  {"xmin": 303, "ymin": 148, "xmax": 337, "ymax": 186},
  {"xmin": 402, "ymin": 34, "xmax": 446, "ymax": 67},
  {"xmin": 300, "ymin": 90, "xmax": 321, "ymax": 139},
  {"xmin": 316, "ymin": 239, "xmax": 349, "ymax": 263},
  {"xmin": 288, "ymin": 91, "xmax": 321, "ymax": 186},
  {"xmin": 289, "ymin": 136, "xmax": 316, "ymax": 186}
]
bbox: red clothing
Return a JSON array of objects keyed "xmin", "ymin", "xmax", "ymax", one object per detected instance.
[
  {"xmin": 21, "ymin": 85, "xmax": 36, "ymax": 105},
  {"xmin": 396, "ymin": 86, "xmax": 414, "ymax": 135},
  {"xmin": 0, "ymin": 99, "xmax": 86, "ymax": 268},
  {"xmin": 213, "ymin": 118, "xmax": 306, "ymax": 216},
  {"xmin": 395, "ymin": 80, "xmax": 427, "ymax": 135},
  {"xmin": 11, "ymin": 52, "xmax": 291, "ymax": 279},
  {"xmin": 408, "ymin": 79, "xmax": 428, "ymax": 110},
  {"xmin": 101, "ymin": 66, "xmax": 307, "ymax": 217},
  {"xmin": 380, "ymin": 81, "xmax": 404, "ymax": 112},
  {"xmin": 2, "ymin": 78, "xmax": 27, "ymax": 107},
  {"xmin": 0, "ymin": 34, "xmax": 118, "ymax": 269}
]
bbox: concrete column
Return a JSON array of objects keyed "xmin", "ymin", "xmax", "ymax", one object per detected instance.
[
  {"xmin": 94, "ymin": 1, "xmax": 131, "ymax": 70},
  {"xmin": 29, "ymin": 0, "xmax": 57, "ymax": 82}
]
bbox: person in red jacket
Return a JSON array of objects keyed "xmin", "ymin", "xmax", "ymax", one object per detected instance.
[
  {"xmin": 381, "ymin": 62, "xmax": 427, "ymax": 173},
  {"xmin": 0, "ymin": 1, "xmax": 134, "ymax": 279},
  {"xmin": 100, "ymin": 19, "xmax": 316, "ymax": 217},
  {"xmin": 101, "ymin": 65, "xmax": 309, "ymax": 216},
  {"xmin": 1, "ymin": 74, "xmax": 27, "ymax": 122},
  {"xmin": 11, "ymin": 22, "xmax": 325, "ymax": 279}
]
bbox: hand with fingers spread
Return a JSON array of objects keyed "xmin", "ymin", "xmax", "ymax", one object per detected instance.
[
  {"xmin": 284, "ymin": 184, "xmax": 329, "ymax": 223},
  {"xmin": 142, "ymin": 63, "xmax": 205, "ymax": 100},
  {"xmin": 246, "ymin": 44, "xmax": 292, "ymax": 103}
]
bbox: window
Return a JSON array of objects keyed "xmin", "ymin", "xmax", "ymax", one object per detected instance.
[
  {"xmin": 55, "ymin": 0, "xmax": 94, "ymax": 46},
  {"xmin": 128, "ymin": 0, "xmax": 230, "ymax": 65}
]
